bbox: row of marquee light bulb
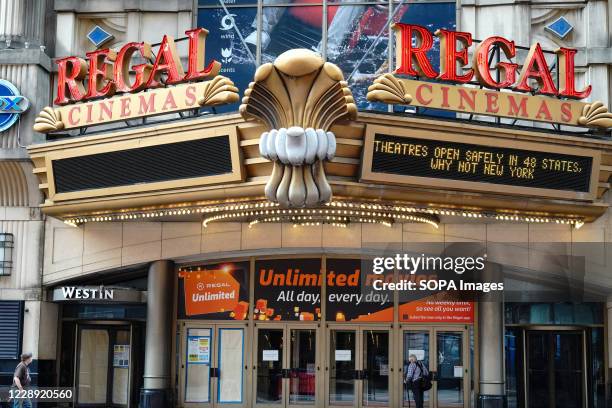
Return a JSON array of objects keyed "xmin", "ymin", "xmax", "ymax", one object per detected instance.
[
  {"xmin": 62, "ymin": 200, "xmax": 585, "ymax": 229},
  {"xmin": 250, "ymin": 217, "xmax": 351, "ymax": 228},
  {"xmin": 203, "ymin": 210, "xmax": 438, "ymax": 228}
]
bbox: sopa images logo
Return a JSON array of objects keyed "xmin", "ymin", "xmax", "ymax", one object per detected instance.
[{"xmin": 0, "ymin": 79, "xmax": 29, "ymax": 132}]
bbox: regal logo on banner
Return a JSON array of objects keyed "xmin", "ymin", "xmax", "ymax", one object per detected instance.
[{"xmin": 179, "ymin": 262, "xmax": 249, "ymax": 320}]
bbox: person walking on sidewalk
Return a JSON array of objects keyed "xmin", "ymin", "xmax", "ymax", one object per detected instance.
[{"xmin": 12, "ymin": 352, "xmax": 33, "ymax": 408}]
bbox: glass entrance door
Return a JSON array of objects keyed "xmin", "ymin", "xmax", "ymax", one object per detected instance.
[
  {"xmin": 179, "ymin": 324, "xmax": 247, "ymax": 407},
  {"xmin": 327, "ymin": 326, "xmax": 391, "ymax": 408},
  {"xmin": 400, "ymin": 327, "xmax": 469, "ymax": 408},
  {"xmin": 329, "ymin": 329, "xmax": 356, "ymax": 406},
  {"xmin": 435, "ymin": 330, "xmax": 466, "ymax": 408},
  {"xmin": 526, "ymin": 330, "xmax": 586, "ymax": 408},
  {"xmin": 75, "ymin": 325, "xmax": 132, "ymax": 408},
  {"xmin": 254, "ymin": 324, "xmax": 319, "ymax": 408},
  {"xmin": 256, "ymin": 327, "xmax": 284, "ymax": 406},
  {"xmin": 362, "ymin": 330, "xmax": 390, "ymax": 406},
  {"xmin": 288, "ymin": 328, "xmax": 317, "ymax": 405},
  {"xmin": 401, "ymin": 330, "xmax": 431, "ymax": 408}
]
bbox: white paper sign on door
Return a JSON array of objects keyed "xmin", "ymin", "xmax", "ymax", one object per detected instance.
[
  {"xmin": 219, "ymin": 328, "xmax": 244, "ymax": 403},
  {"xmin": 262, "ymin": 349, "xmax": 279, "ymax": 361},
  {"xmin": 454, "ymin": 366, "xmax": 464, "ymax": 377},
  {"xmin": 408, "ymin": 349, "xmax": 425, "ymax": 361},
  {"xmin": 335, "ymin": 349, "xmax": 352, "ymax": 361}
]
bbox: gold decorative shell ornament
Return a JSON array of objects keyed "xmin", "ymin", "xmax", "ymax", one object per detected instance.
[
  {"xmin": 198, "ymin": 75, "xmax": 240, "ymax": 106},
  {"xmin": 32, "ymin": 107, "xmax": 64, "ymax": 133},
  {"xmin": 577, "ymin": 101, "xmax": 612, "ymax": 128},
  {"xmin": 366, "ymin": 73, "xmax": 412, "ymax": 104},
  {"xmin": 240, "ymin": 49, "xmax": 357, "ymax": 207}
]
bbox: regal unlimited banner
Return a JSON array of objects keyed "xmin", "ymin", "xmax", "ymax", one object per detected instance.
[
  {"xmin": 254, "ymin": 258, "xmax": 394, "ymax": 322},
  {"xmin": 326, "ymin": 258, "xmax": 394, "ymax": 322},
  {"xmin": 254, "ymin": 258, "xmax": 395, "ymax": 322},
  {"xmin": 399, "ymin": 297, "xmax": 474, "ymax": 323},
  {"xmin": 254, "ymin": 258, "xmax": 322, "ymax": 321},
  {"xmin": 178, "ymin": 261, "xmax": 249, "ymax": 320},
  {"xmin": 325, "ymin": 259, "xmax": 473, "ymax": 323}
]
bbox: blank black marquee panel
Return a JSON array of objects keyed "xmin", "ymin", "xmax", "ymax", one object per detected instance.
[
  {"xmin": 369, "ymin": 133, "xmax": 593, "ymax": 193},
  {"xmin": 53, "ymin": 136, "xmax": 233, "ymax": 193}
]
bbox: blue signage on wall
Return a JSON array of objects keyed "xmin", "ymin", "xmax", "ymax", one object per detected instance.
[{"xmin": 0, "ymin": 79, "xmax": 29, "ymax": 132}]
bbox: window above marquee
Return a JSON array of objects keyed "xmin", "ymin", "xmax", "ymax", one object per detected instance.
[{"xmin": 196, "ymin": 0, "xmax": 457, "ymax": 112}]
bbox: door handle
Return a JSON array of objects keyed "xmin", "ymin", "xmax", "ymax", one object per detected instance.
[
  {"xmin": 430, "ymin": 371, "xmax": 437, "ymax": 381},
  {"xmin": 210, "ymin": 367, "xmax": 219, "ymax": 378},
  {"xmin": 282, "ymin": 368, "xmax": 290, "ymax": 378}
]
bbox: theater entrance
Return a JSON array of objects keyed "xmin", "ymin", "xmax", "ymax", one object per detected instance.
[
  {"xmin": 253, "ymin": 323, "xmax": 320, "ymax": 408},
  {"xmin": 400, "ymin": 326, "xmax": 470, "ymax": 408},
  {"xmin": 326, "ymin": 325, "xmax": 392, "ymax": 408},
  {"xmin": 178, "ymin": 322, "xmax": 249, "ymax": 407}
]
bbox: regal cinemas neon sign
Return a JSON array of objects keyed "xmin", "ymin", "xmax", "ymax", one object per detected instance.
[
  {"xmin": 32, "ymin": 28, "xmax": 239, "ymax": 132},
  {"xmin": 395, "ymin": 24, "xmax": 589, "ymax": 98},
  {"xmin": 368, "ymin": 24, "xmax": 612, "ymax": 129},
  {"xmin": 54, "ymin": 28, "xmax": 220, "ymax": 105},
  {"xmin": 32, "ymin": 25, "xmax": 612, "ymax": 134}
]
